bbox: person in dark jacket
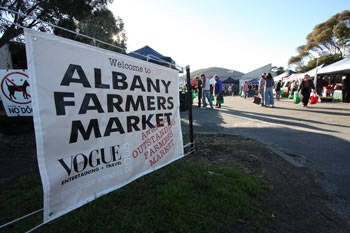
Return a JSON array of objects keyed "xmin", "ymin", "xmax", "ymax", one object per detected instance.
[
  {"xmin": 341, "ymin": 75, "xmax": 350, "ymax": 103},
  {"xmin": 214, "ymin": 75, "xmax": 223, "ymax": 108},
  {"xmin": 196, "ymin": 76, "xmax": 202, "ymax": 107},
  {"xmin": 298, "ymin": 74, "xmax": 315, "ymax": 107},
  {"xmin": 275, "ymin": 80, "xmax": 282, "ymax": 101}
]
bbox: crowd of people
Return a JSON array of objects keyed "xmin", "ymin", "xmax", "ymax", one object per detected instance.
[
  {"xmin": 241, "ymin": 81, "xmax": 258, "ymax": 98},
  {"xmin": 191, "ymin": 74, "xmax": 224, "ymax": 109},
  {"xmin": 240, "ymin": 73, "xmax": 350, "ymax": 108},
  {"xmin": 190, "ymin": 72, "xmax": 350, "ymax": 110},
  {"xmin": 242, "ymin": 72, "xmax": 276, "ymax": 107}
]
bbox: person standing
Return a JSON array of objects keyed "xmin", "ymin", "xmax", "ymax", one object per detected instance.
[
  {"xmin": 248, "ymin": 83, "xmax": 252, "ymax": 97},
  {"xmin": 258, "ymin": 74, "xmax": 266, "ymax": 106},
  {"xmin": 342, "ymin": 75, "xmax": 350, "ymax": 103},
  {"xmin": 214, "ymin": 75, "xmax": 223, "ymax": 108},
  {"xmin": 243, "ymin": 81, "xmax": 249, "ymax": 99},
  {"xmin": 196, "ymin": 76, "xmax": 202, "ymax": 107},
  {"xmin": 262, "ymin": 72, "xmax": 275, "ymax": 107},
  {"xmin": 251, "ymin": 84, "xmax": 256, "ymax": 96},
  {"xmin": 316, "ymin": 77, "xmax": 324, "ymax": 97},
  {"xmin": 275, "ymin": 80, "xmax": 282, "ymax": 101},
  {"xmin": 290, "ymin": 80, "xmax": 296, "ymax": 96},
  {"xmin": 201, "ymin": 74, "xmax": 214, "ymax": 109},
  {"xmin": 298, "ymin": 74, "xmax": 315, "ymax": 107}
]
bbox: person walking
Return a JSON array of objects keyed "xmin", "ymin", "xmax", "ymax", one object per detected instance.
[
  {"xmin": 196, "ymin": 76, "xmax": 202, "ymax": 107},
  {"xmin": 298, "ymin": 74, "xmax": 315, "ymax": 107},
  {"xmin": 275, "ymin": 80, "xmax": 282, "ymax": 101},
  {"xmin": 214, "ymin": 75, "xmax": 223, "ymax": 108},
  {"xmin": 243, "ymin": 81, "xmax": 249, "ymax": 99},
  {"xmin": 258, "ymin": 74, "xmax": 266, "ymax": 106},
  {"xmin": 201, "ymin": 74, "xmax": 214, "ymax": 109},
  {"xmin": 262, "ymin": 72, "xmax": 275, "ymax": 107}
]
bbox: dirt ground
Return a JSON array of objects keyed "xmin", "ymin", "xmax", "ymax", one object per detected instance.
[
  {"xmin": 0, "ymin": 117, "xmax": 349, "ymax": 233},
  {"xmin": 184, "ymin": 134, "xmax": 349, "ymax": 233}
]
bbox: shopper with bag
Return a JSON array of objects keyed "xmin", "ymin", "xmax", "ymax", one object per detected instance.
[
  {"xmin": 214, "ymin": 75, "xmax": 224, "ymax": 108},
  {"xmin": 298, "ymin": 74, "xmax": 315, "ymax": 107}
]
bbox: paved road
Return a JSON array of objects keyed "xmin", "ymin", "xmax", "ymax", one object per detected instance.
[{"xmin": 181, "ymin": 96, "xmax": 350, "ymax": 223}]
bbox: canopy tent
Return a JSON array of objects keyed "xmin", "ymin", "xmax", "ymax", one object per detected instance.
[
  {"xmin": 128, "ymin": 45, "xmax": 176, "ymax": 66},
  {"xmin": 222, "ymin": 77, "xmax": 239, "ymax": 84},
  {"xmin": 285, "ymin": 64, "xmax": 326, "ymax": 82},
  {"xmin": 304, "ymin": 64, "xmax": 327, "ymax": 77},
  {"xmin": 285, "ymin": 73, "xmax": 302, "ymax": 82},
  {"xmin": 273, "ymin": 70, "xmax": 297, "ymax": 82},
  {"xmin": 248, "ymin": 78, "xmax": 259, "ymax": 85},
  {"xmin": 317, "ymin": 57, "xmax": 350, "ymax": 75}
]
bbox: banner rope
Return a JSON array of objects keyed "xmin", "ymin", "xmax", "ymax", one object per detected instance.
[
  {"xmin": 0, "ymin": 208, "xmax": 43, "ymax": 229},
  {"xmin": 0, "ymin": 6, "xmax": 183, "ymax": 71},
  {"xmin": 184, "ymin": 148, "xmax": 195, "ymax": 156},
  {"xmin": 25, "ymin": 222, "xmax": 45, "ymax": 233}
]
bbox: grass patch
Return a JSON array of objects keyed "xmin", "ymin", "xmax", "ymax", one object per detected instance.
[{"xmin": 0, "ymin": 160, "xmax": 264, "ymax": 233}]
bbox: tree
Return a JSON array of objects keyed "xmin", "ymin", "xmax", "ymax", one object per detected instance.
[
  {"xmin": 295, "ymin": 54, "xmax": 342, "ymax": 73},
  {"xmin": 333, "ymin": 22, "xmax": 350, "ymax": 48},
  {"xmin": 0, "ymin": 0, "xmax": 115, "ymax": 48},
  {"xmin": 288, "ymin": 10, "xmax": 350, "ymax": 68},
  {"xmin": 54, "ymin": 7, "xmax": 127, "ymax": 53}
]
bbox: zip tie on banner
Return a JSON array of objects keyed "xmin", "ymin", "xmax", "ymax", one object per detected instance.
[
  {"xmin": 0, "ymin": 6, "xmax": 184, "ymax": 71},
  {"xmin": 183, "ymin": 142, "xmax": 195, "ymax": 148},
  {"xmin": 0, "ymin": 208, "xmax": 43, "ymax": 229}
]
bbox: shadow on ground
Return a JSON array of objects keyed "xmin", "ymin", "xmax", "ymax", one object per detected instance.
[{"xmin": 181, "ymin": 106, "xmax": 350, "ymax": 227}]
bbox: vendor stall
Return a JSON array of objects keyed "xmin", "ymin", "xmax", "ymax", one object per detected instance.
[{"xmin": 318, "ymin": 57, "xmax": 350, "ymax": 102}]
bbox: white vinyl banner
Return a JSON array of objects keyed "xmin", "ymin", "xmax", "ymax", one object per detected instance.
[
  {"xmin": 0, "ymin": 69, "xmax": 32, "ymax": 116},
  {"xmin": 25, "ymin": 29, "xmax": 184, "ymax": 222}
]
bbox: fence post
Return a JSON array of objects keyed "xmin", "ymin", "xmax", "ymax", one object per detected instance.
[{"xmin": 185, "ymin": 66, "xmax": 194, "ymax": 154}]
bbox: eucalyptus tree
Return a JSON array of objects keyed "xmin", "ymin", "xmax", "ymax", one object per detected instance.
[
  {"xmin": 54, "ymin": 7, "xmax": 127, "ymax": 53},
  {"xmin": 0, "ymin": 0, "xmax": 124, "ymax": 49},
  {"xmin": 288, "ymin": 10, "xmax": 350, "ymax": 69}
]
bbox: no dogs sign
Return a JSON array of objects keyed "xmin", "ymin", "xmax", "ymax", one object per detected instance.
[{"xmin": 0, "ymin": 70, "xmax": 32, "ymax": 117}]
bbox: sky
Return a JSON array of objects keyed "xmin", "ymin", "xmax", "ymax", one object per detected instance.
[{"xmin": 109, "ymin": 0, "xmax": 349, "ymax": 73}]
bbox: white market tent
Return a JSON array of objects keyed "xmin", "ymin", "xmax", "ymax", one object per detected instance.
[
  {"xmin": 285, "ymin": 73, "xmax": 302, "ymax": 82},
  {"xmin": 318, "ymin": 57, "xmax": 350, "ymax": 75},
  {"xmin": 284, "ymin": 64, "xmax": 326, "ymax": 82},
  {"xmin": 273, "ymin": 70, "xmax": 293, "ymax": 82},
  {"xmin": 304, "ymin": 64, "xmax": 327, "ymax": 77}
]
